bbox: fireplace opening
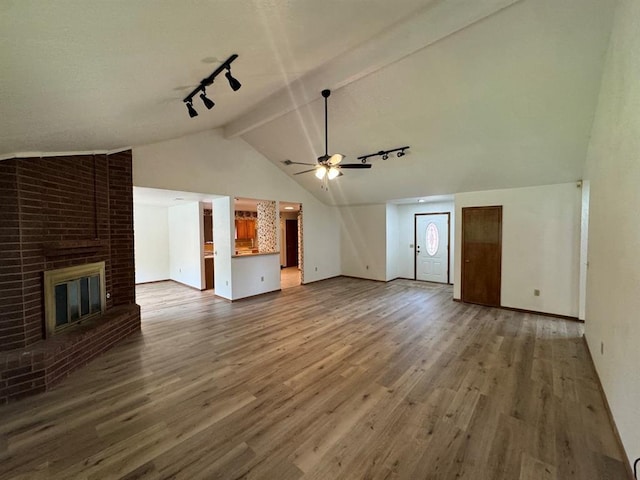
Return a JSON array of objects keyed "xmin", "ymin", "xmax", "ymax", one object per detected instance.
[{"xmin": 44, "ymin": 261, "xmax": 106, "ymax": 336}]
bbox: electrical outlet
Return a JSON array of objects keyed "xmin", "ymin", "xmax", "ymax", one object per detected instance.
[
  {"xmin": 601, "ymin": 341, "xmax": 604, "ymax": 355},
  {"xmin": 534, "ymin": 289, "xmax": 540, "ymax": 296},
  {"xmin": 315, "ymin": 266, "xmax": 318, "ymax": 271},
  {"xmin": 261, "ymin": 276, "xmax": 264, "ymax": 282},
  {"xmin": 366, "ymin": 265, "xmax": 369, "ymax": 270},
  {"xmin": 225, "ymin": 280, "xmax": 228, "ymax": 286}
]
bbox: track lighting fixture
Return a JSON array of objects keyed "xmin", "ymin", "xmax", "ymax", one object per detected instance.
[
  {"xmin": 182, "ymin": 54, "xmax": 241, "ymax": 118},
  {"xmin": 357, "ymin": 146, "xmax": 410, "ymax": 163},
  {"xmin": 199, "ymin": 89, "xmax": 215, "ymax": 110},
  {"xmin": 186, "ymin": 101, "xmax": 198, "ymax": 118},
  {"xmin": 225, "ymin": 67, "xmax": 242, "ymax": 91}
]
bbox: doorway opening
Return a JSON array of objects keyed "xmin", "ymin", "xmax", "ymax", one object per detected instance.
[
  {"xmin": 414, "ymin": 212, "xmax": 450, "ymax": 283},
  {"xmin": 280, "ymin": 202, "xmax": 302, "ymax": 289}
]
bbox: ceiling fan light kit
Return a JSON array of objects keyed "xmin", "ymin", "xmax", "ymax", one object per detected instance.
[
  {"xmin": 281, "ymin": 89, "xmax": 372, "ymax": 189},
  {"xmin": 182, "ymin": 54, "xmax": 241, "ymax": 118}
]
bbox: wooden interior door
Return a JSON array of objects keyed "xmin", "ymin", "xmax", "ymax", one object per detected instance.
[
  {"xmin": 461, "ymin": 206, "xmax": 502, "ymax": 307},
  {"xmin": 285, "ymin": 219, "xmax": 298, "ymax": 267}
]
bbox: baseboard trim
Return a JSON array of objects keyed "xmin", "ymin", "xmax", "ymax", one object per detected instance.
[
  {"xmin": 230, "ymin": 289, "xmax": 282, "ymax": 302},
  {"xmin": 169, "ymin": 279, "xmax": 205, "ymax": 291},
  {"xmin": 301, "ymin": 275, "xmax": 341, "ymax": 285},
  {"xmin": 452, "ymin": 298, "xmax": 580, "ymax": 322},
  {"xmin": 340, "ymin": 275, "xmax": 388, "ymax": 283},
  {"xmin": 135, "ymin": 279, "xmax": 171, "ymax": 285},
  {"xmin": 582, "ymin": 335, "xmax": 634, "ymax": 480}
]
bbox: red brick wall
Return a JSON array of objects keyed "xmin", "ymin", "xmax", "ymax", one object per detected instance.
[
  {"xmin": 0, "ymin": 161, "xmax": 23, "ymax": 351},
  {"xmin": 0, "ymin": 151, "xmax": 140, "ymax": 402}
]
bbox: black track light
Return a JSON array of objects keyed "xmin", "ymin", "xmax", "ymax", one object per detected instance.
[
  {"xmin": 199, "ymin": 90, "xmax": 215, "ymax": 110},
  {"xmin": 357, "ymin": 146, "xmax": 410, "ymax": 163},
  {"xmin": 225, "ymin": 67, "xmax": 241, "ymax": 91},
  {"xmin": 182, "ymin": 54, "xmax": 241, "ymax": 118},
  {"xmin": 186, "ymin": 101, "xmax": 198, "ymax": 118}
]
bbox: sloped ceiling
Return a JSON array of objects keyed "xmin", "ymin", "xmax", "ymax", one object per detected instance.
[{"xmin": 0, "ymin": 0, "xmax": 617, "ymax": 206}]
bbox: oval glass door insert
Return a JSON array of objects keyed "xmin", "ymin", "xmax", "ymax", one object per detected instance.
[{"xmin": 426, "ymin": 222, "xmax": 439, "ymax": 256}]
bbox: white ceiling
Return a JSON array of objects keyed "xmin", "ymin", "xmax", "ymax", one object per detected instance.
[
  {"xmin": 1, "ymin": 0, "xmax": 617, "ymax": 206},
  {"xmin": 0, "ymin": 0, "xmax": 430, "ymax": 154}
]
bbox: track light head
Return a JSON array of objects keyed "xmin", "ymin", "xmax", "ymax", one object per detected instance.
[
  {"xmin": 382, "ymin": 153, "xmax": 389, "ymax": 160},
  {"xmin": 225, "ymin": 67, "xmax": 242, "ymax": 91},
  {"xmin": 397, "ymin": 150, "xmax": 405, "ymax": 158},
  {"xmin": 186, "ymin": 101, "xmax": 198, "ymax": 118},
  {"xmin": 199, "ymin": 90, "xmax": 215, "ymax": 110}
]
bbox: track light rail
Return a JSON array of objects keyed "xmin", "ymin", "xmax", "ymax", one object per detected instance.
[
  {"xmin": 182, "ymin": 54, "xmax": 241, "ymax": 117},
  {"xmin": 357, "ymin": 146, "xmax": 410, "ymax": 163}
]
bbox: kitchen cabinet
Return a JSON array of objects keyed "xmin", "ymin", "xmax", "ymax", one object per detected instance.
[
  {"xmin": 235, "ymin": 219, "xmax": 256, "ymax": 240},
  {"xmin": 203, "ymin": 210, "xmax": 213, "ymax": 243},
  {"xmin": 204, "ymin": 257, "xmax": 214, "ymax": 290}
]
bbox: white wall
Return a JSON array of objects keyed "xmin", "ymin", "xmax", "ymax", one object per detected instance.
[
  {"xmin": 396, "ymin": 201, "xmax": 455, "ymax": 281},
  {"xmin": 212, "ymin": 197, "xmax": 233, "ymax": 299},
  {"xmin": 339, "ymin": 204, "xmax": 387, "ymax": 281},
  {"xmin": 133, "ymin": 129, "xmax": 341, "ymax": 284},
  {"xmin": 454, "ymin": 183, "xmax": 581, "ymax": 317},
  {"xmin": 133, "ymin": 203, "xmax": 170, "ymax": 283},
  {"xmin": 232, "ymin": 254, "xmax": 281, "ymax": 300},
  {"xmin": 385, "ymin": 204, "xmax": 400, "ymax": 281},
  {"xmin": 583, "ymin": 0, "xmax": 640, "ymax": 467},
  {"xmin": 168, "ymin": 202, "xmax": 204, "ymax": 290}
]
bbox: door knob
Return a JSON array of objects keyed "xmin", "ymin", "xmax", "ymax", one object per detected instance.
[{"xmin": 465, "ymin": 259, "xmax": 470, "ymax": 263}]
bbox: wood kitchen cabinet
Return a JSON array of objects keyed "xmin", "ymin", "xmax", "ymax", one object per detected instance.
[
  {"xmin": 203, "ymin": 209, "xmax": 213, "ymax": 243},
  {"xmin": 204, "ymin": 257, "xmax": 214, "ymax": 290},
  {"xmin": 235, "ymin": 219, "xmax": 256, "ymax": 240}
]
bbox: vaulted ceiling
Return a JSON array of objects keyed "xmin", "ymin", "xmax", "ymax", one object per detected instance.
[{"xmin": 0, "ymin": 0, "xmax": 617, "ymax": 205}]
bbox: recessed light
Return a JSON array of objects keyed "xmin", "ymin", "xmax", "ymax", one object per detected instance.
[
  {"xmin": 418, "ymin": 199, "xmax": 425, "ymax": 203},
  {"xmin": 284, "ymin": 206, "xmax": 294, "ymax": 210}
]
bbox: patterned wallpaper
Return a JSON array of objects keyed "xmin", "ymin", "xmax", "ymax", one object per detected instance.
[
  {"xmin": 257, "ymin": 200, "xmax": 277, "ymax": 252},
  {"xmin": 298, "ymin": 207, "xmax": 304, "ymax": 283}
]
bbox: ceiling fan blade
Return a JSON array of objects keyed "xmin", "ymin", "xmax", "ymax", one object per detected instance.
[
  {"xmin": 339, "ymin": 163, "xmax": 372, "ymax": 169},
  {"xmin": 328, "ymin": 154, "xmax": 344, "ymax": 165},
  {"xmin": 282, "ymin": 160, "xmax": 316, "ymax": 166},
  {"xmin": 293, "ymin": 169, "xmax": 317, "ymax": 175}
]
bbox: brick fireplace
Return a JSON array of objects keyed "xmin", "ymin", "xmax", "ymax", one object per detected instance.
[{"xmin": 0, "ymin": 151, "xmax": 141, "ymax": 403}]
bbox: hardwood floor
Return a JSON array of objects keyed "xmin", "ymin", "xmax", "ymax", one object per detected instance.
[
  {"xmin": 0, "ymin": 278, "xmax": 628, "ymax": 479},
  {"xmin": 280, "ymin": 267, "xmax": 301, "ymax": 289}
]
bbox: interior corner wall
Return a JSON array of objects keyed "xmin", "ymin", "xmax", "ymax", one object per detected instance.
[
  {"xmin": 132, "ymin": 129, "xmax": 341, "ymax": 284},
  {"xmin": 168, "ymin": 202, "xmax": 203, "ymax": 290},
  {"xmin": 396, "ymin": 201, "xmax": 455, "ymax": 281},
  {"xmin": 385, "ymin": 204, "xmax": 400, "ymax": 281},
  {"xmin": 133, "ymin": 203, "xmax": 170, "ymax": 283},
  {"xmin": 454, "ymin": 183, "xmax": 581, "ymax": 317},
  {"xmin": 583, "ymin": 0, "xmax": 640, "ymax": 467},
  {"xmin": 339, "ymin": 204, "xmax": 387, "ymax": 281},
  {"xmin": 212, "ymin": 197, "xmax": 233, "ymax": 299}
]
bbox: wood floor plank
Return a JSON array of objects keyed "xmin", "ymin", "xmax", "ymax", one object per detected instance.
[{"xmin": 0, "ymin": 278, "xmax": 629, "ymax": 480}]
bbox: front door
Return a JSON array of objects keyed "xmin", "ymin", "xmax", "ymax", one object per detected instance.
[
  {"xmin": 461, "ymin": 206, "xmax": 502, "ymax": 306},
  {"xmin": 415, "ymin": 213, "xmax": 449, "ymax": 283}
]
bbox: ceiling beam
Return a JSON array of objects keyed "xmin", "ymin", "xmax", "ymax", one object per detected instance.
[{"xmin": 223, "ymin": 0, "xmax": 523, "ymax": 139}]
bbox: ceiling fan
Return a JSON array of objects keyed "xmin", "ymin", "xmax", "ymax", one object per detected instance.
[{"xmin": 282, "ymin": 89, "xmax": 371, "ymax": 184}]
